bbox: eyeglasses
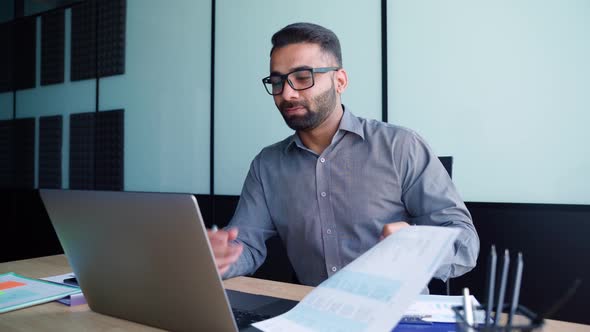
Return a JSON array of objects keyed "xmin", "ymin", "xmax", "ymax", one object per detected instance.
[{"xmin": 261, "ymin": 67, "xmax": 340, "ymax": 95}]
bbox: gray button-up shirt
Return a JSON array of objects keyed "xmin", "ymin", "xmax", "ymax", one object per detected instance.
[{"xmin": 224, "ymin": 107, "xmax": 479, "ymax": 286}]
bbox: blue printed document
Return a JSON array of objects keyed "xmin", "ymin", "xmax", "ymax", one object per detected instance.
[
  {"xmin": 405, "ymin": 294, "xmax": 484, "ymax": 323},
  {"xmin": 0, "ymin": 272, "xmax": 80, "ymax": 313},
  {"xmin": 253, "ymin": 226, "xmax": 460, "ymax": 332},
  {"xmin": 40, "ymin": 273, "xmax": 86, "ymax": 306}
]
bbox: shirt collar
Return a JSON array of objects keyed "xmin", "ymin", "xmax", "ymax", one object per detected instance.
[
  {"xmin": 338, "ymin": 105, "xmax": 365, "ymax": 140},
  {"xmin": 285, "ymin": 105, "xmax": 365, "ymax": 152}
]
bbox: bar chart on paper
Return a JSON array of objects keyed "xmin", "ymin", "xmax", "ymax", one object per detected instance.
[
  {"xmin": 253, "ymin": 226, "xmax": 461, "ymax": 332},
  {"xmin": 0, "ymin": 272, "xmax": 80, "ymax": 313}
]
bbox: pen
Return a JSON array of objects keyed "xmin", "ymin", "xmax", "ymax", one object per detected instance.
[
  {"xmin": 494, "ymin": 249, "xmax": 510, "ymax": 327},
  {"xmin": 484, "ymin": 245, "xmax": 497, "ymax": 326},
  {"xmin": 507, "ymin": 252, "xmax": 523, "ymax": 327},
  {"xmin": 400, "ymin": 315, "xmax": 432, "ymax": 325},
  {"xmin": 463, "ymin": 288, "xmax": 475, "ymax": 331},
  {"xmin": 211, "ymin": 224, "xmax": 218, "ymax": 232}
]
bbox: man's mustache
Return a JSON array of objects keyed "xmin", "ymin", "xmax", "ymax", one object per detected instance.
[{"xmin": 279, "ymin": 101, "xmax": 308, "ymax": 111}]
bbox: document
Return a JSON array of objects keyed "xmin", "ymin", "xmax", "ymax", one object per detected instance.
[
  {"xmin": 0, "ymin": 272, "xmax": 80, "ymax": 313},
  {"xmin": 253, "ymin": 226, "xmax": 460, "ymax": 332},
  {"xmin": 405, "ymin": 294, "xmax": 484, "ymax": 323},
  {"xmin": 41, "ymin": 273, "xmax": 86, "ymax": 306}
]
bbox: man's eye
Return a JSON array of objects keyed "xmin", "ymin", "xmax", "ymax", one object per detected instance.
[
  {"xmin": 269, "ymin": 77, "xmax": 283, "ymax": 84},
  {"xmin": 294, "ymin": 76, "xmax": 312, "ymax": 82},
  {"xmin": 292, "ymin": 72, "xmax": 312, "ymax": 80}
]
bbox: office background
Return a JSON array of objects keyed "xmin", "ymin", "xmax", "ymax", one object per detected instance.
[{"xmin": 1, "ymin": 0, "xmax": 588, "ymax": 324}]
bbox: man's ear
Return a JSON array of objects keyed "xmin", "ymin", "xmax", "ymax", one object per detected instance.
[{"xmin": 335, "ymin": 68, "xmax": 348, "ymax": 94}]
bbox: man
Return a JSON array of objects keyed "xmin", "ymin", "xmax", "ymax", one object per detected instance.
[{"xmin": 208, "ymin": 22, "xmax": 479, "ymax": 286}]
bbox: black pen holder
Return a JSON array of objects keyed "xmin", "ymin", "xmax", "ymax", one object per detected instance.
[{"xmin": 452, "ymin": 304, "xmax": 544, "ymax": 332}]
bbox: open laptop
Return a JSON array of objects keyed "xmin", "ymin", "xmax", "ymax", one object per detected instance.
[{"xmin": 40, "ymin": 189, "xmax": 297, "ymax": 332}]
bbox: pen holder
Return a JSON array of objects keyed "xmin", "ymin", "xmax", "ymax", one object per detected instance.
[{"xmin": 452, "ymin": 304, "xmax": 544, "ymax": 332}]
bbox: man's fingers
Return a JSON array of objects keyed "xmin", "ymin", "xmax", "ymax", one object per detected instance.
[
  {"xmin": 227, "ymin": 228, "xmax": 239, "ymax": 241},
  {"xmin": 208, "ymin": 227, "xmax": 239, "ymax": 245},
  {"xmin": 381, "ymin": 221, "xmax": 410, "ymax": 239},
  {"xmin": 206, "ymin": 227, "xmax": 243, "ymax": 274},
  {"xmin": 216, "ymin": 244, "xmax": 243, "ymax": 271},
  {"xmin": 218, "ymin": 264, "xmax": 232, "ymax": 276},
  {"xmin": 208, "ymin": 229, "xmax": 229, "ymax": 246},
  {"xmin": 216, "ymin": 243, "xmax": 243, "ymax": 263}
]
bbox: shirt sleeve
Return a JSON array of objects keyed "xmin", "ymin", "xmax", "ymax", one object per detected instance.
[
  {"xmin": 222, "ymin": 153, "xmax": 277, "ymax": 279},
  {"xmin": 394, "ymin": 130, "xmax": 480, "ymax": 281}
]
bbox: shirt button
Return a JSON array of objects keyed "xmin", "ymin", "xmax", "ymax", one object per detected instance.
[
  {"xmin": 320, "ymin": 157, "xmax": 326, "ymax": 163},
  {"xmin": 320, "ymin": 192, "xmax": 327, "ymax": 197},
  {"xmin": 331, "ymin": 266, "xmax": 337, "ymax": 272},
  {"xmin": 327, "ymin": 229, "xmax": 332, "ymax": 234}
]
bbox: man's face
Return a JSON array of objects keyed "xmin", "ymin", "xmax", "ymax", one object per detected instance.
[{"xmin": 270, "ymin": 43, "xmax": 339, "ymax": 131}]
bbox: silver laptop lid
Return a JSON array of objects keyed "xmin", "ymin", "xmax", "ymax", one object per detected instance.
[{"xmin": 40, "ymin": 189, "xmax": 238, "ymax": 332}]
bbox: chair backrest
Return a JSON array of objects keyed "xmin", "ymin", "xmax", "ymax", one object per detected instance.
[
  {"xmin": 428, "ymin": 156, "xmax": 454, "ymax": 295},
  {"xmin": 438, "ymin": 156, "xmax": 453, "ymax": 178}
]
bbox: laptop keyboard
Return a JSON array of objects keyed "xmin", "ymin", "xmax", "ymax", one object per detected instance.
[{"xmin": 232, "ymin": 308, "xmax": 272, "ymax": 328}]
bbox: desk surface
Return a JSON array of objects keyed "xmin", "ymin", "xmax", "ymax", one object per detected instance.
[{"xmin": 0, "ymin": 255, "xmax": 588, "ymax": 332}]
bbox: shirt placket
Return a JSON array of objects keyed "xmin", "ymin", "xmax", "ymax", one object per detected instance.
[{"xmin": 315, "ymin": 152, "xmax": 340, "ymax": 277}]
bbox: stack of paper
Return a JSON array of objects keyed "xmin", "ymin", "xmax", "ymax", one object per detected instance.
[
  {"xmin": 0, "ymin": 272, "xmax": 80, "ymax": 313},
  {"xmin": 41, "ymin": 273, "xmax": 86, "ymax": 306},
  {"xmin": 254, "ymin": 226, "xmax": 461, "ymax": 332},
  {"xmin": 404, "ymin": 294, "xmax": 484, "ymax": 323}
]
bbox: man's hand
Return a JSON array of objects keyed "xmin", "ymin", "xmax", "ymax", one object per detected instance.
[
  {"xmin": 207, "ymin": 227, "xmax": 243, "ymax": 276},
  {"xmin": 380, "ymin": 221, "xmax": 410, "ymax": 241}
]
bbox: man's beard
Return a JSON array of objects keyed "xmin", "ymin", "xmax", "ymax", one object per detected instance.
[{"xmin": 279, "ymin": 83, "xmax": 338, "ymax": 131}]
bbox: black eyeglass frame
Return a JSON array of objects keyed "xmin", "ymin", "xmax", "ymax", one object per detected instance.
[{"xmin": 261, "ymin": 67, "xmax": 340, "ymax": 95}]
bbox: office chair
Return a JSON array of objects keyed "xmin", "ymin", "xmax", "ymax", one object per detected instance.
[{"xmin": 426, "ymin": 156, "xmax": 453, "ymax": 295}]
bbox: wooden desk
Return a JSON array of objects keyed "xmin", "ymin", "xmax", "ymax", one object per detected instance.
[{"xmin": 0, "ymin": 255, "xmax": 588, "ymax": 332}]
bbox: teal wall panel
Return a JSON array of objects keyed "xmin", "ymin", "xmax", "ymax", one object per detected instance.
[
  {"xmin": 15, "ymin": 13, "xmax": 95, "ymax": 189},
  {"xmin": 214, "ymin": 0, "xmax": 382, "ymax": 195},
  {"xmin": 0, "ymin": 0, "xmax": 13, "ymax": 23},
  {"xmin": 7, "ymin": 1, "xmax": 588, "ymax": 204},
  {"xmin": 99, "ymin": 0, "xmax": 211, "ymax": 194},
  {"xmin": 388, "ymin": 0, "xmax": 590, "ymax": 204},
  {"xmin": 0, "ymin": 93, "xmax": 12, "ymax": 119}
]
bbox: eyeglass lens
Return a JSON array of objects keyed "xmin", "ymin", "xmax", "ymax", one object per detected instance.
[{"xmin": 268, "ymin": 69, "xmax": 314, "ymax": 95}]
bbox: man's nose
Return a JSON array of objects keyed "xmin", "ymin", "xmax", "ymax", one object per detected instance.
[{"xmin": 281, "ymin": 80, "xmax": 300, "ymax": 100}]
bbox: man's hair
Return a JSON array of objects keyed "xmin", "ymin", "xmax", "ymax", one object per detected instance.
[{"xmin": 270, "ymin": 22, "xmax": 342, "ymax": 67}]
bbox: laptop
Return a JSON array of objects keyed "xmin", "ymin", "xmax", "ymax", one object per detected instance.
[{"xmin": 40, "ymin": 189, "xmax": 297, "ymax": 332}]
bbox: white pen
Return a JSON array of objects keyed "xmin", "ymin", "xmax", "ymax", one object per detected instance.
[
  {"xmin": 463, "ymin": 287, "xmax": 475, "ymax": 332},
  {"xmin": 211, "ymin": 224, "xmax": 218, "ymax": 232}
]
